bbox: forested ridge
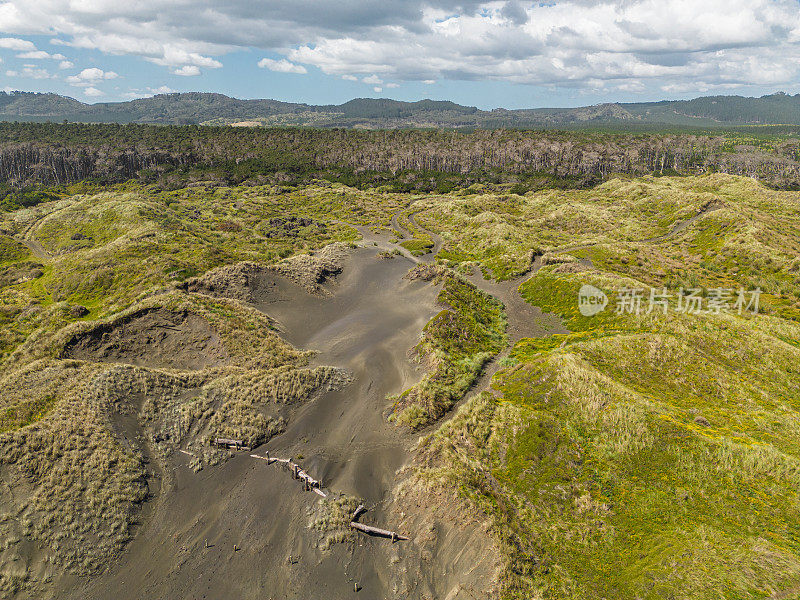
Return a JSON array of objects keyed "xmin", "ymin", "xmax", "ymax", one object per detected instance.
[
  {"xmin": 6, "ymin": 90, "xmax": 800, "ymax": 127},
  {"xmin": 2, "ymin": 122, "xmax": 800, "ymax": 195}
]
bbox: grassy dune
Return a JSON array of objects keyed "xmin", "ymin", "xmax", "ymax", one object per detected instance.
[
  {"xmin": 391, "ymin": 266, "xmax": 506, "ymax": 429},
  {"xmin": 0, "ymin": 182, "xmax": 400, "ymax": 595},
  {"xmin": 2, "ymin": 173, "xmax": 800, "ymax": 597},
  {"xmin": 408, "ymin": 174, "xmax": 800, "ymax": 598}
]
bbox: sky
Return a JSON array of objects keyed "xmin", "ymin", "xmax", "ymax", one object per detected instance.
[{"xmin": 1, "ymin": 0, "xmax": 800, "ymax": 109}]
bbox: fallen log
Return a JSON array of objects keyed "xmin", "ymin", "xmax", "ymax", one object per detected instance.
[
  {"xmin": 349, "ymin": 521, "xmax": 408, "ymax": 541},
  {"xmin": 250, "ymin": 453, "xmax": 325, "ymax": 495},
  {"xmin": 250, "ymin": 454, "xmax": 275, "ymax": 464},
  {"xmin": 214, "ymin": 438, "xmax": 251, "ymax": 451},
  {"xmin": 352, "ymin": 504, "xmax": 367, "ymax": 522},
  {"xmin": 297, "ymin": 470, "xmax": 321, "ymax": 488}
]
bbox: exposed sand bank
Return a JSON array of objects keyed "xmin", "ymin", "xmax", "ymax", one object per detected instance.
[{"xmin": 54, "ymin": 213, "xmax": 564, "ymax": 600}]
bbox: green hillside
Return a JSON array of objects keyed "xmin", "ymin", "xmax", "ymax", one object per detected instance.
[{"xmin": 5, "ymin": 90, "xmax": 800, "ymax": 128}]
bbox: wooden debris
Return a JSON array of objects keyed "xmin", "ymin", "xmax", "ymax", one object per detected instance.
[
  {"xmin": 349, "ymin": 521, "xmax": 408, "ymax": 542},
  {"xmin": 349, "ymin": 504, "xmax": 407, "ymax": 541},
  {"xmin": 214, "ymin": 437, "xmax": 251, "ymax": 451},
  {"xmin": 352, "ymin": 504, "xmax": 368, "ymax": 522},
  {"xmin": 251, "ymin": 454, "xmax": 403, "ymax": 539},
  {"xmin": 250, "ymin": 453, "xmax": 328, "ymax": 497}
]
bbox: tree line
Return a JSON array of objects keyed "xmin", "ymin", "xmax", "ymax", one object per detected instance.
[{"xmin": 1, "ymin": 122, "xmax": 800, "ymax": 193}]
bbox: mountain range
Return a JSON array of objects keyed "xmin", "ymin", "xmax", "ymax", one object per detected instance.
[{"xmin": 3, "ymin": 90, "xmax": 800, "ymax": 128}]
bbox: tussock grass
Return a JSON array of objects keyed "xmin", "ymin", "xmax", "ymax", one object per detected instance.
[
  {"xmin": 402, "ymin": 174, "xmax": 800, "ymax": 598},
  {"xmin": 309, "ymin": 495, "xmax": 361, "ymax": 550},
  {"xmin": 392, "ymin": 271, "xmax": 506, "ymax": 429},
  {"xmin": 0, "ymin": 183, "xmax": 385, "ymax": 594}
]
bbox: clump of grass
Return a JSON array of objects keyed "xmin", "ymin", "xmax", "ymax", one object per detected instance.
[
  {"xmin": 400, "ymin": 238, "xmax": 434, "ymax": 256},
  {"xmin": 309, "ymin": 495, "xmax": 361, "ymax": 550},
  {"xmin": 392, "ymin": 271, "xmax": 507, "ymax": 429}
]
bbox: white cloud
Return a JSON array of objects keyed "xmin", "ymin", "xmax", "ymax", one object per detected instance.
[
  {"xmin": 66, "ymin": 67, "xmax": 119, "ymax": 86},
  {"xmin": 386, "ymin": 82, "xmax": 400, "ymax": 88},
  {"xmin": 16, "ymin": 50, "xmax": 68, "ymax": 60},
  {"xmin": 373, "ymin": 86, "xmax": 382, "ymax": 92},
  {"xmin": 0, "ymin": 0, "xmax": 800, "ymax": 95},
  {"xmin": 172, "ymin": 65, "xmax": 201, "ymax": 76},
  {"xmin": 0, "ymin": 37, "xmax": 35, "ymax": 51},
  {"xmin": 148, "ymin": 48, "xmax": 221, "ymax": 69},
  {"xmin": 84, "ymin": 86, "xmax": 104, "ymax": 97},
  {"xmin": 58, "ymin": 60, "xmax": 74, "ymax": 69},
  {"xmin": 5, "ymin": 66, "xmax": 50, "ymax": 79},
  {"xmin": 257, "ymin": 57, "xmax": 307, "ymax": 74},
  {"xmin": 16, "ymin": 50, "xmax": 49, "ymax": 59}
]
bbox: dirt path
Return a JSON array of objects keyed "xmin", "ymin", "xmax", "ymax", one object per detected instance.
[
  {"xmin": 19, "ymin": 237, "xmax": 50, "ymax": 261},
  {"xmin": 640, "ymin": 199, "xmax": 724, "ymax": 243},
  {"xmin": 402, "ymin": 208, "xmax": 565, "ymax": 344},
  {"xmin": 407, "ymin": 211, "xmax": 443, "ymax": 259},
  {"xmin": 14, "ymin": 198, "xmax": 77, "ymax": 261},
  {"xmin": 13, "ymin": 219, "xmax": 51, "ymax": 261},
  {"xmin": 549, "ymin": 199, "xmax": 724, "ymax": 258}
]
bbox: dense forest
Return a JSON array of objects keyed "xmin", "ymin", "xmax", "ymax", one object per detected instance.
[{"xmin": 1, "ymin": 122, "xmax": 800, "ymax": 201}]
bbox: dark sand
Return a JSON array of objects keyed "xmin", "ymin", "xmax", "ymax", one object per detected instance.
[
  {"xmin": 56, "ymin": 246, "xmax": 442, "ymax": 600},
  {"xmin": 53, "ymin": 214, "xmax": 565, "ymax": 600},
  {"xmin": 62, "ymin": 308, "xmax": 229, "ymax": 371}
]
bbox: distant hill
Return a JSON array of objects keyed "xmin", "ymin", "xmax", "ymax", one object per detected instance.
[{"xmin": 3, "ymin": 90, "xmax": 800, "ymax": 128}]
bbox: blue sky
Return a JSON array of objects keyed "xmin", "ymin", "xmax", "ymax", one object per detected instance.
[{"xmin": 2, "ymin": 1, "xmax": 800, "ymax": 109}]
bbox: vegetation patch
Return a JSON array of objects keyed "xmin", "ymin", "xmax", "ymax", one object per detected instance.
[
  {"xmin": 406, "ymin": 174, "xmax": 800, "ymax": 599},
  {"xmin": 309, "ymin": 495, "xmax": 362, "ymax": 551},
  {"xmin": 392, "ymin": 270, "xmax": 506, "ymax": 429}
]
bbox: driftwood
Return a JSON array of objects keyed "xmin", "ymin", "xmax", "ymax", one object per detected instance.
[
  {"xmin": 250, "ymin": 452, "xmax": 328, "ymax": 497},
  {"xmin": 349, "ymin": 522, "xmax": 409, "ymax": 542},
  {"xmin": 251, "ymin": 453, "xmax": 406, "ymax": 540},
  {"xmin": 349, "ymin": 504, "xmax": 408, "ymax": 542},
  {"xmin": 352, "ymin": 504, "xmax": 368, "ymax": 521}
]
